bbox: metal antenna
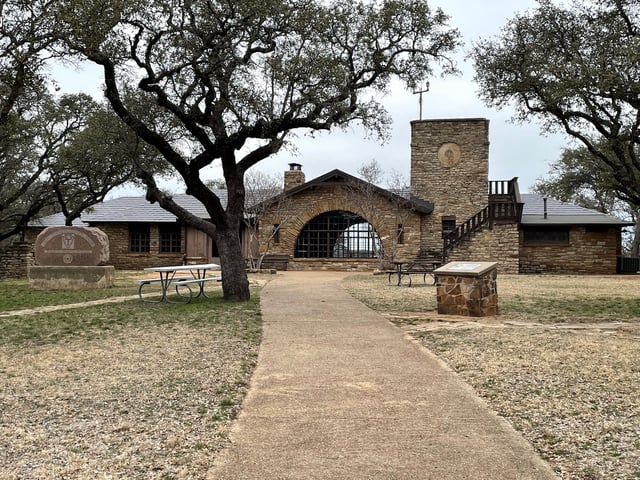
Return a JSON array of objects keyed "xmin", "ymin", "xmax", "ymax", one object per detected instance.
[{"xmin": 413, "ymin": 81, "xmax": 430, "ymax": 120}]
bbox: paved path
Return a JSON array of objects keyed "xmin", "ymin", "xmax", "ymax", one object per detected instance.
[
  {"xmin": 208, "ymin": 272, "xmax": 557, "ymax": 479},
  {"xmin": 0, "ymin": 295, "xmax": 141, "ymax": 317}
]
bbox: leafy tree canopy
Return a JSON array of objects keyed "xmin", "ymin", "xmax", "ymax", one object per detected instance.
[
  {"xmin": 472, "ymin": 0, "xmax": 640, "ymax": 206},
  {"xmin": 57, "ymin": 0, "xmax": 461, "ymax": 300},
  {"xmin": 0, "ymin": 0, "xmax": 169, "ymax": 242},
  {"xmin": 532, "ymin": 143, "xmax": 621, "ymax": 214}
]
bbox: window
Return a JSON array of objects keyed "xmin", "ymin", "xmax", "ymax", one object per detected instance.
[
  {"xmin": 523, "ymin": 227, "xmax": 569, "ymax": 245},
  {"xmin": 442, "ymin": 216, "xmax": 456, "ymax": 238},
  {"xmin": 295, "ymin": 210, "xmax": 381, "ymax": 258},
  {"xmin": 272, "ymin": 224, "xmax": 280, "ymax": 244},
  {"xmin": 129, "ymin": 224, "xmax": 150, "ymax": 252},
  {"xmin": 159, "ymin": 224, "xmax": 182, "ymax": 253}
]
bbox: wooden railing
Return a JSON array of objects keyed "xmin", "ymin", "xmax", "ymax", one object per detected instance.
[
  {"xmin": 489, "ymin": 177, "xmax": 521, "ymax": 200},
  {"xmin": 442, "ymin": 191, "xmax": 524, "ymax": 253}
]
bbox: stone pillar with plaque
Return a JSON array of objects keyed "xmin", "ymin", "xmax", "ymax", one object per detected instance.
[{"xmin": 433, "ymin": 261, "xmax": 498, "ymax": 317}]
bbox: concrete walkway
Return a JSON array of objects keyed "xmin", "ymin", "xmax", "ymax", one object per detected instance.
[{"xmin": 208, "ymin": 272, "xmax": 557, "ymax": 479}]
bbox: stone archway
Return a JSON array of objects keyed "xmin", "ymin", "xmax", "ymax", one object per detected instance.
[
  {"xmin": 294, "ymin": 210, "xmax": 382, "ymax": 259},
  {"xmin": 261, "ymin": 183, "xmax": 420, "ymax": 270}
]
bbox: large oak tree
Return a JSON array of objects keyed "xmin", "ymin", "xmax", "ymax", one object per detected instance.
[
  {"xmin": 60, "ymin": 0, "xmax": 461, "ymax": 301},
  {"xmin": 0, "ymin": 0, "xmax": 167, "ymax": 242},
  {"xmin": 473, "ymin": 0, "xmax": 640, "ymax": 207}
]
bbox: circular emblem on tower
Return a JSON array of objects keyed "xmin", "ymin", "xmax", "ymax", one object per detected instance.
[{"xmin": 437, "ymin": 142, "xmax": 461, "ymax": 167}]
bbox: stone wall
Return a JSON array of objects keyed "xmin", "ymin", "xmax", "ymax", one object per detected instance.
[
  {"xmin": 288, "ymin": 258, "xmax": 379, "ymax": 272},
  {"xmin": 410, "ymin": 118, "xmax": 490, "ymax": 252},
  {"xmin": 0, "ymin": 241, "xmax": 34, "ymax": 279},
  {"xmin": 262, "ymin": 184, "xmax": 424, "ymax": 269},
  {"xmin": 447, "ymin": 223, "xmax": 520, "ymax": 274},
  {"xmin": 519, "ymin": 226, "xmax": 619, "ymax": 274},
  {"xmin": 445, "ymin": 223, "xmax": 620, "ymax": 275},
  {"xmin": 93, "ymin": 223, "xmax": 184, "ymax": 270}
]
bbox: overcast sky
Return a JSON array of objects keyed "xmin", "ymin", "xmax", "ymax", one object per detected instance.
[
  {"xmin": 264, "ymin": 0, "xmax": 566, "ymax": 194},
  {"xmin": 57, "ymin": 0, "xmax": 567, "ymax": 196}
]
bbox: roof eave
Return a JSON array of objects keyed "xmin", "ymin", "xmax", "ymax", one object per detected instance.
[{"xmin": 521, "ymin": 214, "xmax": 634, "ymax": 227}]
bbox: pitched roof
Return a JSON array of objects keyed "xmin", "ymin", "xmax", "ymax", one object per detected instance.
[
  {"xmin": 520, "ymin": 193, "xmax": 633, "ymax": 226},
  {"xmin": 29, "ymin": 213, "xmax": 84, "ymax": 227},
  {"xmin": 29, "ymin": 184, "xmax": 631, "ymax": 229},
  {"xmin": 279, "ymin": 169, "xmax": 434, "ymax": 214},
  {"xmin": 30, "ymin": 191, "xmax": 227, "ymax": 226},
  {"xmin": 81, "ymin": 192, "xmax": 227, "ymax": 223}
]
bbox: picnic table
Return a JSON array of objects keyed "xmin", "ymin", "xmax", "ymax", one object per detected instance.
[
  {"xmin": 389, "ymin": 260, "xmax": 442, "ymax": 286},
  {"xmin": 138, "ymin": 263, "xmax": 222, "ymax": 303}
]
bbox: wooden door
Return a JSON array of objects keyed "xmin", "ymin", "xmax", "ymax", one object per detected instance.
[{"xmin": 185, "ymin": 227, "xmax": 211, "ymax": 263}]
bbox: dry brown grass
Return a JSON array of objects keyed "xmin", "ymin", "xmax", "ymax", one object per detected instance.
[
  {"xmin": 0, "ymin": 275, "xmax": 265, "ymax": 480},
  {"xmin": 2, "ymin": 272, "xmax": 639, "ymax": 479},
  {"xmin": 343, "ymin": 273, "xmax": 640, "ymax": 480}
]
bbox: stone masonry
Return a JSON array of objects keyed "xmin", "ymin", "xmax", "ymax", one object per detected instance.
[
  {"xmin": 88, "ymin": 223, "xmax": 184, "ymax": 270},
  {"xmin": 284, "ymin": 163, "xmax": 306, "ymax": 191},
  {"xmin": 0, "ymin": 242, "xmax": 34, "ymax": 279},
  {"xmin": 15, "ymin": 118, "xmax": 623, "ymax": 275},
  {"xmin": 447, "ymin": 223, "xmax": 520, "ymax": 274},
  {"xmin": 262, "ymin": 183, "xmax": 424, "ymax": 270},
  {"xmin": 435, "ymin": 264, "xmax": 498, "ymax": 317},
  {"xmin": 519, "ymin": 226, "xmax": 619, "ymax": 274},
  {"xmin": 411, "ymin": 119, "xmax": 490, "ymax": 253}
]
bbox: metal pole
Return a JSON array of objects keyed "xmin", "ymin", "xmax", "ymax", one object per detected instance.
[{"xmin": 412, "ymin": 82, "xmax": 430, "ymax": 120}]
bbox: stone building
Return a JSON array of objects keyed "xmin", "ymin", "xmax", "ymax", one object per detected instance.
[
  {"xmin": 12, "ymin": 117, "xmax": 631, "ymax": 278},
  {"xmin": 259, "ymin": 118, "xmax": 630, "ymax": 274}
]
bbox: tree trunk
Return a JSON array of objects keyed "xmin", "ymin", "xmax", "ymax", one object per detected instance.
[
  {"xmin": 215, "ymin": 221, "xmax": 250, "ymax": 301},
  {"xmin": 631, "ymin": 218, "xmax": 640, "ymax": 258}
]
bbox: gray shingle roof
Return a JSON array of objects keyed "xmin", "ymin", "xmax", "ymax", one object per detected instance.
[
  {"xmin": 30, "ymin": 191, "xmax": 227, "ymax": 226},
  {"xmin": 28, "ymin": 213, "xmax": 84, "ymax": 227},
  {"xmin": 520, "ymin": 193, "xmax": 633, "ymax": 226}
]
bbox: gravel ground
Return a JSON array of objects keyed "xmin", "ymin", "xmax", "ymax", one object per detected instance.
[{"xmin": 344, "ymin": 273, "xmax": 640, "ymax": 480}]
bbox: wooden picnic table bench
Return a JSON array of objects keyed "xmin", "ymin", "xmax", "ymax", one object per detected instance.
[
  {"xmin": 138, "ymin": 263, "xmax": 221, "ymax": 303},
  {"xmin": 389, "ymin": 260, "xmax": 442, "ymax": 286}
]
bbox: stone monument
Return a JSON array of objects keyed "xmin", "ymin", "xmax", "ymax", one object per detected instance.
[{"xmin": 29, "ymin": 226, "xmax": 115, "ymax": 290}]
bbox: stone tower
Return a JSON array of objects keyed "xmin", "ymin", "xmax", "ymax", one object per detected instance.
[{"xmin": 410, "ymin": 118, "xmax": 490, "ymax": 242}]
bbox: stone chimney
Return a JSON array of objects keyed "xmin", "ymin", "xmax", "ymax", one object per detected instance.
[{"xmin": 284, "ymin": 163, "xmax": 305, "ymax": 191}]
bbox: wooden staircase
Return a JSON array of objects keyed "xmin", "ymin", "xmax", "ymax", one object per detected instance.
[{"xmin": 442, "ymin": 178, "xmax": 523, "ymax": 259}]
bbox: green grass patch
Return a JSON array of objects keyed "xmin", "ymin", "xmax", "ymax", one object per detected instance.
[
  {"xmin": 0, "ymin": 287, "xmax": 262, "ymax": 347},
  {"xmin": 0, "ymin": 271, "xmax": 139, "ymax": 312}
]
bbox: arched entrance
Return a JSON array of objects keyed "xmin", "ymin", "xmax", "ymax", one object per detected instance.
[{"xmin": 294, "ymin": 210, "xmax": 382, "ymax": 259}]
